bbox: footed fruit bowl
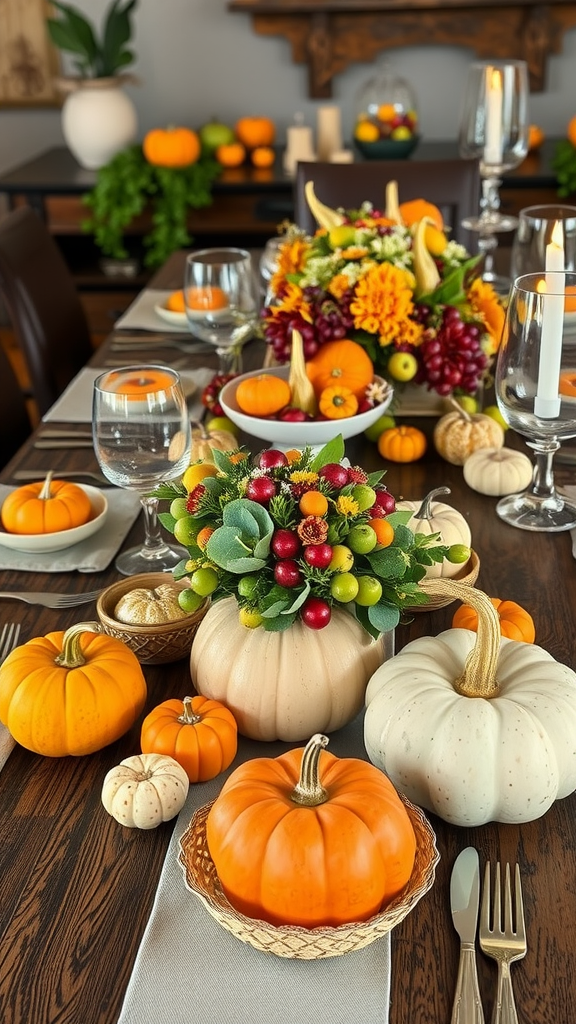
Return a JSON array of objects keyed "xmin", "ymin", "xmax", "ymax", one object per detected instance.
[{"xmin": 220, "ymin": 366, "xmax": 393, "ymax": 451}]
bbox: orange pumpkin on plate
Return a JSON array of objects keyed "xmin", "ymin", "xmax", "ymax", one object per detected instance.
[
  {"xmin": 1, "ymin": 472, "xmax": 92, "ymax": 535},
  {"xmin": 306, "ymin": 340, "xmax": 374, "ymax": 402}
]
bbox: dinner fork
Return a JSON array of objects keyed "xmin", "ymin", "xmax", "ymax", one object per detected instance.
[
  {"xmin": 110, "ymin": 338, "xmax": 212, "ymax": 354},
  {"xmin": 0, "ymin": 622, "xmax": 21, "ymax": 663},
  {"xmin": 479, "ymin": 862, "xmax": 527, "ymax": 1024},
  {"xmin": 0, "ymin": 589, "xmax": 102, "ymax": 608}
]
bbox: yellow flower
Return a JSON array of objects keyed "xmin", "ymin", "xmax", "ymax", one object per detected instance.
[
  {"xmin": 467, "ymin": 279, "xmax": 506, "ymax": 355},
  {"xmin": 340, "ymin": 245, "xmax": 369, "ymax": 260},
  {"xmin": 271, "ymin": 237, "xmax": 310, "ymax": 296},
  {"xmin": 350, "ymin": 262, "xmax": 416, "ymax": 345},
  {"xmin": 289, "ymin": 470, "xmax": 319, "ymax": 486},
  {"xmin": 335, "ymin": 495, "xmax": 360, "ymax": 516},
  {"xmin": 267, "ymin": 281, "xmax": 313, "ymax": 324},
  {"xmin": 328, "ymin": 273, "xmax": 353, "ymax": 301}
]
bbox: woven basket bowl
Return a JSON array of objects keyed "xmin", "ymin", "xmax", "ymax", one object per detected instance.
[
  {"xmin": 96, "ymin": 572, "xmax": 208, "ymax": 665},
  {"xmin": 178, "ymin": 795, "xmax": 439, "ymax": 960},
  {"xmin": 409, "ymin": 549, "xmax": 480, "ymax": 613}
]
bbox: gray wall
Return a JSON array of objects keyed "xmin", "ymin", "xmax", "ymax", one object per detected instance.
[{"xmin": 1, "ymin": 0, "xmax": 576, "ymax": 178}]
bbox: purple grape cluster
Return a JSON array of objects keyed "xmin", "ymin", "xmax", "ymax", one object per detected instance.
[
  {"xmin": 416, "ymin": 306, "xmax": 488, "ymax": 396},
  {"xmin": 264, "ymin": 287, "xmax": 355, "ymax": 361}
]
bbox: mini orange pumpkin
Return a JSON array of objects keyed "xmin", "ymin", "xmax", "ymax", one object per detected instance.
[
  {"xmin": 306, "ymin": 339, "xmax": 374, "ymax": 402},
  {"xmin": 215, "ymin": 142, "xmax": 246, "ymax": 167},
  {"xmin": 235, "ymin": 373, "xmax": 291, "ymax": 417},
  {"xmin": 250, "ymin": 146, "xmax": 275, "ymax": 168},
  {"xmin": 1, "ymin": 471, "xmax": 92, "ymax": 535},
  {"xmin": 318, "ymin": 384, "xmax": 358, "ymax": 419},
  {"xmin": 235, "ymin": 116, "xmax": 275, "ymax": 150},
  {"xmin": 140, "ymin": 694, "xmax": 238, "ymax": 782},
  {"xmin": 378, "ymin": 425, "xmax": 427, "ymax": 463},
  {"xmin": 452, "ymin": 597, "xmax": 536, "ymax": 643},
  {"xmin": 143, "ymin": 126, "xmax": 201, "ymax": 168}
]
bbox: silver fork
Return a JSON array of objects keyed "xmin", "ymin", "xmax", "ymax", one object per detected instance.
[
  {"xmin": 479, "ymin": 862, "xmax": 527, "ymax": 1024},
  {"xmin": 0, "ymin": 622, "xmax": 21, "ymax": 662},
  {"xmin": 110, "ymin": 338, "xmax": 212, "ymax": 354},
  {"xmin": 0, "ymin": 589, "xmax": 102, "ymax": 608}
]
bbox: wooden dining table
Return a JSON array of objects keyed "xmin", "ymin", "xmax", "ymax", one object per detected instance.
[{"xmin": 1, "ymin": 250, "xmax": 576, "ymax": 1023}]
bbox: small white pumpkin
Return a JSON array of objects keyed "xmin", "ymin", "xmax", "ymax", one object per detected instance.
[
  {"xmin": 114, "ymin": 583, "xmax": 187, "ymax": 624},
  {"xmin": 101, "ymin": 753, "xmax": 189, "ymax": 829},
  {"xmin": 396, "ymin": 486, "xmax": 472, "ymax": 578},
  {"xmin": 434, "ymin": 406, "xmax": 504, "ymax": 465},
  {"xmin": 364, "ymin": 578, "xmax": 576, "ymax": 826},
  {"xmin": 463, "ymin": 447, "xmax": 533, "ymax": 496}
]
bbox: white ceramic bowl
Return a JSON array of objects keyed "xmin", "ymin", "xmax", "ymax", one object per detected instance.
[
  {"xmin": 154, "ymin": 303, "xmax": 189, "ymax": 329},
  {"xmin": 0, "ymin": 485, "xmax": 108, "ymax": 553},
  {"xmin": 220, "ymin": 365, "xmax": 393, "ymax": 451}
]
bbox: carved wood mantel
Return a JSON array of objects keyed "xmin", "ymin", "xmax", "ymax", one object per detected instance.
[{"xmin": 228, "ymin": 0, "xmax": 576, "ymax": 98}]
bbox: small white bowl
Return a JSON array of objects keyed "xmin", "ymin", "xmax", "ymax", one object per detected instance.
[
  {"xmin": 153, "ymin": 303, "xmax": 189, "ymax": 329},
  {"xmin": 0, "ymin": 485, "xmax": 108, "ymax": 553},
  {"xmin": 220, "ymin": 365, "xmax": 393, "ymax": 451}
]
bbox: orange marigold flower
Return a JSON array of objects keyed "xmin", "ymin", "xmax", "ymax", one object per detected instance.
[
  {"xmin": 267, "ymin": 281, "xmax": 313, "ymax": 324},
  {"xmin": 350, "ymin": 263, "xmax": 416, "ymax": 345},
  {"xmin": 340, "ymin": 246, "xmax": 369, "ymax": 260},
  {"xmin": 467, "ymin": 279, "xmax": 506, "ymax": 355},
  {"xmin": 328, "ymin": 273, "xmax": 353, "ymax": 301},
  {"xmin": 271, "ymin": 237, "xmax": 310, "ymax": 295},
  {"xmin": 297, "ymin": 515, "xmax": 329, "ymax": 545}
]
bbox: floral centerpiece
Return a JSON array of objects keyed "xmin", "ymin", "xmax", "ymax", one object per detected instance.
[
  {"xmin": 156, "ymin": 435, "xmax": 462, "ymax": 640},
  {"xmin": 261, "ymin": 184, "xmax": 505, "ymax": 399}
]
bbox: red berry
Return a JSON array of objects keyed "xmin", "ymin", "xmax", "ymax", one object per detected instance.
[
  {"xmin": 274, "ymin": 559, "xmax": 302, "ymax": 588},
  {"xmin": 318, "ymin": 463, "xmax": 349, "ymax": 489},
  {"xmin": 277, "ymin": 406, "xmax": 311, "ymax": 422},
  {"xmin": 272, "ymin": 529, "xmax": 300, "ymax": 559},
  {"xmin": 259, "ymin": 449, "xmax": 289, "ymax": 469},
  {"xmin": 374, "ymin": 488, "xmax": 396, "ymax": 514},
  {"xmin": 301, "ymin": 596, "xmax": 332, "ymax": 629},
  {"xmin": 246, "ymin": 477, "xmax": 276, "ymax": 504},
  {"xmin": 303, "ymin": 543, "xmax": 333, "ymax": 568}
]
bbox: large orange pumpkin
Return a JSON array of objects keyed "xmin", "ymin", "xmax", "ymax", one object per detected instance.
[
  {"xmin": 140, "ymin": 694, "xmax": 238, "ymax": 782},
  {"xmin": 235, "ymin": 116, "xmax": 275, "ymax": 150},
  {"xmin": 206, "ymin": 733, "xmax": 416, "ymax": 928},
  {"xmin": 0, "ymin": 623, "xmax": 147, "ymax": 757},
  {"xmin": 1, "ymin": 472, "xmax": 92, "ymax": 535},
  {"xmin": 143, "ymin": 126, "xmax": 201, "ymax": 168},
  {"xmin": 306, "ymin": 340, "xmax": 374, "ymax": 402}
]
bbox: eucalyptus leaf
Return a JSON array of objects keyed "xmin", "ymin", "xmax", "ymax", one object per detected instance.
[
  {"xmin": 368, "ymin": 547, "xmax": 410, "ymax": 579},
  {"xmin": 283, "ymin": 582, "xmax": 311, "ymax": 614},
  {"xmin": 368, "ymin": 602, "xmax": 400, "ymax": 633},
  {"xmin": 310, "ymin": 435, "xmax": 345, "ymax": 470},
  {"xmin": 263, "ymin": 613, "xmax": 297, "ymax": 632},
  {"xmin": 261, "ymin": 600, "xmax": 290, "ymax": 619},
  {"xmin": 206, "ymin": 526, "xmax": 266, "ymax": 572}
]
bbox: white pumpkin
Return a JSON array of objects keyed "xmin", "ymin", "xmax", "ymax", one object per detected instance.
[
  {"xmin": 190, "ymin": 597, "xmax": 385, "ymax": 742},
  {"xmin": 434, "ymin": 407, "xmax": 504, "ymax": 465},
  {"xmin": 396, "ymin": 486, "xmax": 472, "ymax": 578},
  {"xmin": 364, "ymin": 579, "xmax": 576, "ymax": 826},
  {"xmin": 463, "ymin": 447, "xmax": 533, "ymax": 496},
  {"xmin": 101, "ymin": 753, "xmax": 189, "ymax": 829}
]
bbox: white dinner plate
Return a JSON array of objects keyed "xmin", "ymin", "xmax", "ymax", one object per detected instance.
[
  {"xmin": 153, "ymin": 304, "xmax": 189, "ymax": 328},
  {"xmin": 0, "ymin": 485, "xmax": 108, "ymax": 553}
]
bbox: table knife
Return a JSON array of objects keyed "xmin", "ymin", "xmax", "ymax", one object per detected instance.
[
  {"xmin": 38, "ymin": 430, "xmax": 93, "ymax": 439},
  {"xmin": 34, "ymin": 439, "xmax": 94, "ymax": 449},
  {"xmin": 450, "ymin": 847, "xmax": 485, "ymax": 1024}
]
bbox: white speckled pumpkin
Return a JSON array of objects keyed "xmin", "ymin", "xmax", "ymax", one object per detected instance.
[
  {"xmin": 396, "ymin": 486, "xmax": 471, "ymax": 578},
  {"xmin": 434, "ymin": 407, "xmax": 504, "ymax": 465},
  {"xmin": 101, "ymin": 753, "xmax": 189, "ymax": 829},
  {"xmin": 364, "ymin": 579, "xmax": 576, "ymax": 826},
  {"xmin": 463, "ymin": 446, "xmax": 533, "ymax": 496},
  {"xmin": 190, "ymin": 597, "xmax": 385, "ymax": 742}
]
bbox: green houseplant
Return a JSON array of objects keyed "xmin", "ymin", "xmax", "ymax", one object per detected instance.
[{"xmin": 46, "ymin": 0, "xmax": 137, "ymax": 79}]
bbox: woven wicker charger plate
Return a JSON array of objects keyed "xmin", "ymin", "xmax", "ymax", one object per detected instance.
[{"xmin": 178, "ymin": 796, "xmax": 439, "ymax": 960}]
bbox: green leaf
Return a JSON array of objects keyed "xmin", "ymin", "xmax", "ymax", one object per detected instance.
[
  {"xmin": 283, "ymin": 581, "xmax": 311, "ymax": 613},
  {"xmin": 368, "ymin": 601, "xmax": 400, "ymax": 633},
  {"xmin": 367, "ymin": 547, "xmax": 410, "ymax": 579},
  {"xmin": 101, "ymin": 0, "xmax": 137, "ymax": 77},
  {"xmin": 261, "ymin": 600, "xmax": 290, "ymax": 619},
  {"xmin": 386, "ymin": 509, "xmax": 414, "ymax": 529},
  {"xmin": 205, "ymin": 526, "xmax": 266, "ymax": 572},
  {"xmin": 310, "ymin": 435, "xmax": 345, "ymax": 470},
  {"xmin": 263, "ymin": 613, "xmax": 297, "ymax": 632},
  {"xmin": 158, "ymin": 511, "xmax": 177, "ymax": 532}
]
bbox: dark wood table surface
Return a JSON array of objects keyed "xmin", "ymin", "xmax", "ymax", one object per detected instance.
[{"xmin": 1, "ymin": 252, "xmax": 576, "ymax": 1023}]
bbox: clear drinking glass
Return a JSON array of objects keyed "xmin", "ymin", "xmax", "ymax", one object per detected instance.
[
  {"xmin": 259, "ymin": 236, "xmax": 284, "ymax": 306},
  {"xmin": 184, "ymin": 247, "xmax": 258, "ymax": 375},
  {"xmin": 459, "ymin": 60, "xmax": 529, "ymax": 293},
  {"xmin": 511, "ymin": 204, "xmax": 576, "ymax": 278},
  {"xmin": 93, "ymin": 365, "xmax": 192, "ymax": 575},
  {"xmin": 494, "ymin": 272, "xmax": 576, "ymax": 531}
]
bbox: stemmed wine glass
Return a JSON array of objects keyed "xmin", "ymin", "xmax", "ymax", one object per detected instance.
[
  {"xmin": 511, "ymin": 204, "xmax": 576, "ymax": 278},
  {"xmin": 184, "ymin": 247, "xmax": 258, "ymax": 375},
  {"xmin": 494, "ymin": 272, "xmax": 576, "ymax": 531},
  {"xmin": 93, "ymin": 365, "xmax": 192, "ymax": 575},
  {"xmin": 459, "ymin": 59, "xmax": 529, "ymax": 294}
]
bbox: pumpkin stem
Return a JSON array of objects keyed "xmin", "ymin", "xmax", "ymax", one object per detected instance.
[
  {"xmin": 418, "ymin": 580, "xmax": 501, "ymax": 698},
  {"xmin": 414, "ymin": 486, "xmax": 451, "ymax": 521},
  {"xmin": 39, "ymin": 471, "xmax": 55, "ymax": 501},
  {"xmin": 190, "ymin": 418, "xmax": 209, "ymax": 440},
  {"xmin": 291, "ymin": 733, "xmax": 329, "ymax": 806},
  {"xmin": 177, "ymin": 695, "xmax": 202, "ymax": 726},
  {"xmin": 448, "ymin": 396, "xmax": 472, "ymax": 422},
  {"xmin": 53, "ymin": 621, "xmax": 102, "ymax": 669}
]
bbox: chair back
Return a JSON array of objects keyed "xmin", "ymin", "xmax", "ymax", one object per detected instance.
[
  {"xmin": 294, "ymin": 158, "xmax": 480, "ymax": 251},
  {"xmin": 0, "ymin": 342, "xmax": 32, "ymax": 469},
  {"xmin": 0, "ymin": 206, "xmax": 93, "ymax": 417}
]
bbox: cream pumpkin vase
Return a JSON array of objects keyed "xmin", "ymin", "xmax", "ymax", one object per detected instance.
[
  {"xmin": 396, "ymin": 487, "xmax": 471, "ymax": 578},
  {"xmin": 364, "ymin": 579, "xmax": 576, "ymax": 826},
  {"xmin": 433, "ymin": 406, "xmax": 504, "ymax": 465},
  {"xmin": 190, "ymin": 597, "xmax": 385, "ymax": 742}
]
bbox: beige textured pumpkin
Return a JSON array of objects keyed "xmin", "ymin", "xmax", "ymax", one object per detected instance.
[
  {"xmin": 102, "ymin": 753, "xmax": 189, "ymax": 829},
  {"xmin": 190, "ymin": 597, "xmax": 385, "ymax": 742},
  {"xmin": 190, "ymin": 421, "xmax": 237, "ymax": 463},
  {"xmin": 434, "ymin": 408, "xmax": 504, "ymax": 465},
  {"xmin": 114, "ymin": 583, "xmax": 188, "ymax": 624},
  {"xmin": 396, "ymin": 486, "xmax": 471, "ymax": 578},
  {"xmin": 463, "ymin": 447, "xmax": 533, "ymax": 496}
]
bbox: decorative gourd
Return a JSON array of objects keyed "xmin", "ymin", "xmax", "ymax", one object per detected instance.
[
  {"xmin": 251, "ymin": 146, "xmax": 275, "ymax": 168},
  {"xmin": 396, "ymin": 486, "xmax": 472, "ymax": 578},
  {"xmin": 214, "ymin": 141, "xmax": 246, "ymax": 167},
  {"xmin": 190, "ymin": 421, "xmax": 238, "ymax": 463},
  {"xmin": 114, "ymin": 583, "xmax": 188, "ymax": 624},
  {"xmin": 364, "ymin": 579, "xmax": 576, "ymax": 826},
  {"xmin": 434, "ymin": 407, "xmax": 504, "ymax": 465},
  {"xmin": 1, "ymin": 471, "xmax": 92, "ymax": 535},
  {"xmin": 305, "ymin": 339, "xmax": 374, "ymax": 402},
  {"xmin": 452, "ymin": 596, "xmax": 536, "ymax": 643},
  {"xmin": 234, "ymin": 116, "xmax": 275, "ymax": 150},
  {"xmin": 190, "ymin": 597, "xmax": 385, "ymax": 741},
  {"xmin": 377, "ymin": 425, "xmax": 427, "ymax": 463},
  {"xmin": 140, "ymin": 694, "xmax": 238, "ymax": 782},
  {"xmin": 235, "ymin": 373, "xmax": 292, "ymax": 417},
  {"xmin": 319, "ymin": 384, "xmax": 358, "ymax": 419},
  {"xmin": 0, "ymin": 623, "xmax": 147, "ymax": 757},
  {"xmin": 143, "ymin": 126, "xmax": 201, "ymax": 168},
  {"xmin": 289, "ymin": 329, "xmax": 317, "ymax": 416},
  {"xmin": 102, "ymin": 753, "xmax": 189, "ymax": 829},
  {"xmin": 206, "ymin": 733, "xmax": 416, "ymax": 927},
  {"xmin": 463, "ymin": 447, "xmax": 533, "ymax": 496}
]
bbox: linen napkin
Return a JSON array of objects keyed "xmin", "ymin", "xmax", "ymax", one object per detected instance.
[
  {"xmin": 117, "ymin": 714, "xmax": 392, "ymax": 1024},
  {"xmin": 42, "ymin": 367, "xmax": 215, "ymax": 423},
  {"xmin": 114, "ymin": 289, "xmax": 191, "ymax": 333},
  {"xmin": 0, "ymin": 486, "xmax": 141, "ymax": 573}
]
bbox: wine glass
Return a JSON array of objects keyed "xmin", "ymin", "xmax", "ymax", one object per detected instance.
[
  {"xmin": 259, "ymin": 236, "xmax": 284, "ymax": 306},
  {"xmin": 459, "ymin": 59, "xmax": 529, "ymax": 294},
  {"xmin": 184, "ymin": 247, "xmax": 258, "ymax": 375},
  {"xmin": 511, "ymin": 204, "xmax": 576, "ymax": 278},
  {"xmin": 494, "ymin": 272, "xmax": 576, "ymax": 531},
  {"xmin": 93, "ymin": 365, "xmax": 192, "ymax": 575}
]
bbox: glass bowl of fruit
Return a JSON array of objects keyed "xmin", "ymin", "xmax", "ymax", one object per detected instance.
[{"xmin": 354, "ymin": 68, "xmax": 419, "ymax": 160}]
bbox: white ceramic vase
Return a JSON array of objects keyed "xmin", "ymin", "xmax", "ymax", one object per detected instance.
[{"xmin": 57, "ymin": 76, "xmax": 138, "ymax": 170}]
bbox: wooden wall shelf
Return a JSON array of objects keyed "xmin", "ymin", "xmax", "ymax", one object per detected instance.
[{"xmin": 228, "ymin": 0, "xmax": 576, "ymax": 98}]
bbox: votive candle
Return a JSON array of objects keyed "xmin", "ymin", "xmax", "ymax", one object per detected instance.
[{"xmin": 484, "ymin": 67, "xmax": 503, "ymax": 166}]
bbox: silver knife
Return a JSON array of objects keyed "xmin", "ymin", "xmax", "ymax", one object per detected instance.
[
  {"xmin": 450, "ymin": 847, "xmax": 485, "ymax": 1024},
  {"xmin": 12, "ymin": 470, "xmax": 108, "ymax": 483},
  {"xmin": 34, "ymin": 440, "xmax": 94, "ymax": 449},
  {"xmin": 38, "ymin": 430, "xmax": 93, "ymax": 439}
]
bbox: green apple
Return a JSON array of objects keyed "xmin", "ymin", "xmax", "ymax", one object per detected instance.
[
  {"xmin": 388, "ymin": 351, "xmax": 418, "ymax": 382},
  {"xmin": 483, "ymin": 405, "xmax": 509, "ymax": 431},
  {"xmin": 198, "ymin": 119, "xmax": 236, "ymax": 155},
  {"xmin": 364, "ymin": 413, "xmax": 396, "ymax": 442},
  {"xmin": 456, "ymin": 395, "xmax": 478, "ymax": 414},
  {"xmin": 207, "ymin": 414, "xmax": 239, "ymax": 436}
]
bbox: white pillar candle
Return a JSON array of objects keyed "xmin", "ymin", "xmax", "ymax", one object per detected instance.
[
  {"xmin": 484, "ymin": 67, "xmax": 503, "ymax": 166},
  {"xmin": 534, "ymin": 221, "xmax": 565, "ymax": 418},
  {"xmin": 316, "ymin": 105, "xmax": 343, "ymax": 161},
  {"xmin": 283, "ymin": 123, "xmax": 316, "ymax": 176},
  {"xmin": 329, "ymin": 148, "xmax": 354, "ymax": 164}
]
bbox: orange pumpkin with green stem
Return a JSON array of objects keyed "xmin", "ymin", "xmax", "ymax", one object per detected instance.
[
  {"xmin": 378, "ymin": 425, "xmax": 427, "ymax": 462},
  {"xmin": 306, "ymin": 339, "xmax": 374, "ymax": 402},
  {"xmin": 1, "ymin": 471, "xmax": 92, "ymax": 535},
  {"xmin": 140, "ymin": 695, "xmax": 238, "ymax": 782},
  {"xmin": 143, "ymin": 126, "xmax": 201, "ymax": 168},
  {"xmin": 452, "ymin": 597, "xmax": 536, "ymax": 642}
]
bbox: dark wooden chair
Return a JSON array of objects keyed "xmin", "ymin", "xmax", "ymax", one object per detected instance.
[
  {"xmin": 0, "ymin": 341, "xmax": 32, "ymax": 469},
  {"xmin": 0, "ymin": 206, "xmax": 93, "ymax": 418},
  {"xmin": 293, "ymin": 158, "xmax": 480, "ymax": 251}
]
